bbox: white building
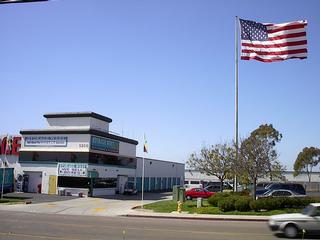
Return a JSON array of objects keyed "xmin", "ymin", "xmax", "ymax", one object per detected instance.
[
  {"xmin": 185, "ymin": 169, "xmax": 320, "ymax": 191},
  {"xmin": 136, "ymin": 157, "xmax": 184, "ymax": 192},
  {"xmin": 16, "ymin": 112, "xmax": 184, "ymax": 196}
]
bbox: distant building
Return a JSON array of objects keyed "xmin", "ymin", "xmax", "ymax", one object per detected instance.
[{"xmin": 185, "ymin": 169, "xmax": 320, "ymax": 191}]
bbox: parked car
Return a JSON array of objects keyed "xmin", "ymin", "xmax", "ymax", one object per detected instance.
[
  {"xmin": 257, "ymin": 189, "xmax": 306, "ymax": 199},
  {"xmin": 185, "ymin": 187, "xmax": 215, "ymax": 200},
  {"xmin": 256, "ymin": 183, "xmax": 306, "ymax": 196},
  {"xmin": 184, "ymin": 180, "xmax": 203, "ymax": 190},
  {"xmin": 204, "ymin": 185, "xmax": 221, "ymax": 192},
  {"xmin": 123, "ymin": 181, "xmax": 137, "ymax": 195},
  {"xmin": 269, "ymin": 203, "xmax": 320, "ymax": 238},
  {"xmin": 256, "ymin": 182, "xmax": 273, "ymax": 190}
]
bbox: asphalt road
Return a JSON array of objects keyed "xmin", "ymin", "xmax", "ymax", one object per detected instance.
[{"xmin": 0, "ymin": 211, "xmax": 319, "ymax": 240}]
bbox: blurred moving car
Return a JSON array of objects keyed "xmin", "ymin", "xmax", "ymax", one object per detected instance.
[
  {"xmin": 123, "ymin": 181, "xmax": 137, "ymax": 195},
  {"xmin": 256, "ymin": 183, "xmax": 306, "ymax": 196},
  {"xmin": 269, "ymin": 203, "xmax": 320, "ymax": 238},
  {"xmin": 185, "ymin": 187, "xmax": 215, "ymax": 200},
  {"xmin": 257, "ymin": 189, "xmax": 306, "ymax": 199}
]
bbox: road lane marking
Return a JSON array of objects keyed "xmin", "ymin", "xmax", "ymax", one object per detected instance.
[
  {"xmin": 0, "ymin": 232, "xmax": 80, "ymax": 240},
  {"xmin": 93, "ymin": 207, "xmax": 106, "ymax": 213},
  {"xmin": 0, "ymin": 220, "xmax": 271, "ymax": 238},
  {"xmin": 45, "ymin": 204, "xmax": 57, "ymax": 208}
]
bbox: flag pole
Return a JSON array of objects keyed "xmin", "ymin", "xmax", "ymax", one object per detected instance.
[
  {"xmin": 234, "ymin": 16, "xmax": 239, "ymax": 192},
  {"xmin": 141, "ymin": 155, "xmax": 145, "ymax": 209}
]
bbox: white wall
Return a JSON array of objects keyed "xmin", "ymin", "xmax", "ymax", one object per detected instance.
[
  {"xmin": 19, "ymin": 163, "xmax": 57, "ymax": 194},
  {"xmin": 21, "ymin": 134, "xmax": 91, "ymax": 152},
  {"xmin": 21, "ymin": 134, "xmax": 136, "ymax": 158},
  {"xmin": 88, "ymin": 164, "xmax": 136, "ymax": 178},
  {"xmin": 185, "ymin": 170, "xmax": 320, "ymax": 183},
  {"xmin": 185, "ymin": 170, "xmax": 219, "ymax": 182},
  {"xmin": 46, "ymin": 117, "xmax": 109, "ymax": 132},
  {"xmin": 136, "ymin": 157, "xmax": 185, "ymax": 184}
]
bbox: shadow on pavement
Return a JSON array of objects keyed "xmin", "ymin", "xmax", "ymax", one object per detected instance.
[
  {"xmin": 274, "ymin": 233, "xmax": 320, "ymax": 239},
  {"xmin": 3, "ymin": 192, "xmax": 77, "ymax": 204},
  {"xmin": 97, "ymin": 192, "xmax": 172, "ymax": 201}
]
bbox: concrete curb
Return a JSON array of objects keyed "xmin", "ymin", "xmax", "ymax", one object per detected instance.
[{"xmin": 126, "ymin": 211, "xmax": 269, "ymax": 222}]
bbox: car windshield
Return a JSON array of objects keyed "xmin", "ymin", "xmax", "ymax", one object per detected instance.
[
  {"xmin": 265, "ymin": 184, "xmax": 273, "ymax": 189},
  {"xmin": 263, "ymin": 189, "xmax": 273, "ymax": 195},
  {"xmin": 126, "ymin": 182, "xmax": 134, "ymax": 188},
  {"xmin": 301, "ymin": 205, "xmax": 314, "ymax": 215}
]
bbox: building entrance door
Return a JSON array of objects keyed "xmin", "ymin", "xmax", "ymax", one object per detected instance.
[{"xmin": 48, "ymin": 175, "xmax": 57, "ymax": 195}]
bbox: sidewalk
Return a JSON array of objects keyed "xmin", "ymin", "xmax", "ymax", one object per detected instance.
[{"xmin": 126, "ymin": 209, "xmax": 269, "ymax": 222}]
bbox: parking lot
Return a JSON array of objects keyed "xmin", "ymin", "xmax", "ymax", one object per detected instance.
[{"xmin": 1, "ymin": 192, "xmax": 172, "ymax": 217}]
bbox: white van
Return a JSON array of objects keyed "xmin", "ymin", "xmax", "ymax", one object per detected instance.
[{"xmin": 184, "ymin": 180, "xmax": 203, "ymax": 190}]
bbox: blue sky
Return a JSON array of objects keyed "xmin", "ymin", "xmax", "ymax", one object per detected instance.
[{"xmin": 0, "ymin": 0, "xmax": 319, "ymax": 170}]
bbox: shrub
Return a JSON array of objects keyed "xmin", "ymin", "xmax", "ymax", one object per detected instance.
[
  {"xmin": 208, "ymin": 195, "xmax": 221, "ymax": 207},
  {"xmin": 218, "ymin": 198, "xmax": 236, "ymax": 212},
  {"xmin": 264, "ymin": 198, "xmax": 282, "ymax": 210},
  {"xmin": 240, "ymin": 189, "xmax": 251, "ymax": 196},
  {"xmin": 235, "ymin": 197, "xmax": 251, "ymax": 212},
  {"xmin": 250, "ymin": 198, "xmax": 268, "ymax": 211},
  {"xmin": 214, "ymin": 192, "xmax": 232, "ymax": 198},
  {"xmin": 208, "ymin": 192, "xmax": 232, "ymax": 207}
]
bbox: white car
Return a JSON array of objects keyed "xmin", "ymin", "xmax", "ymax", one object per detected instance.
[{"xmin": 268, "ymin": 203, "xmax": 320, "ymax": 238}]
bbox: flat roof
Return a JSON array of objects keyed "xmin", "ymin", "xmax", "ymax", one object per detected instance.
[
  {"xmin": 20, "ymin": 129, "xmax": 138, "ymax": 145},
  {"xmin": 44, "ymin": 112, "xmax": 112, "ymax": 123},
  {"xmin": 137, "ymin": 156, "xmax": 184, "ymax": 166}
]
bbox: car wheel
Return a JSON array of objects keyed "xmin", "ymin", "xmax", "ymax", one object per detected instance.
[
  {"xmin": 186, "ymin": 196, "xmax": 192, "ymax": 200},
  {"xmin": 284, "ymin": 224, "xmax": 298, "ymax": 238}
]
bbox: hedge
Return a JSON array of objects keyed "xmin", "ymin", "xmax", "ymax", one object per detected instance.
[{"xmin": 208, "ymin": 193, "xmax": 320, "ymax": 212}]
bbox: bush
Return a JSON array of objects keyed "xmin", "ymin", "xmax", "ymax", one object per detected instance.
[
  {"xmin": 214, "ymin": 192, "xmax": 232, "ymax": 198},
  {"xmin": 208, "ymin": 195, "xmax": 221, "ymax": 207},
  {"xmin": 208, "ymin": 192, "xmax": 232, "ymax": 207},
  {"xmin": 250, "ymin": 199, "xmax": 264, "ymax": 211},
  {"xmin": 264, "ymin": 198, "xmax": 282, "ymax": 211},
  {"xmin": 218, "ymin": 197, "xmax": 237, "ymax": 212},
  {"xmin": 240, "ymin": 189, "xmax": 250, "ymax": 196},
  {"xmin": 235, "ymin": 197, "xmax": 251, "ymax": 212}
]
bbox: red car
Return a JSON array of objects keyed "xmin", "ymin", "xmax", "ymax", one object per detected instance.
[{"xmin": 185, "ymin": 187, "xmax": 215, "ymax": 200}]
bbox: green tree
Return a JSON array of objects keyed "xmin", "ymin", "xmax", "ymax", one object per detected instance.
[
  {"xmin": 187, "ymin": 143, "xmax": 235, "ymax": 192},
  {"xmin": 238, "ymin": 124, "xmax": 283, "ymax": 200},
  {"xmin": 294, "ymin": 147, "xmax": 320, "ymax": 182}
]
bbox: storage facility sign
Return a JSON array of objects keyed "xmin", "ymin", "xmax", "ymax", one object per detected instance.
[
  {"xmin": 0, "ymin": 135, "xmax": 21, "ymax": 156},
  {"xmin": 25, "ymin": 136, "xmax": 68, "ymax": 147},
  {"xmin": 91, "ymin": 136, "xmax": 119, "ymax": 153},
  {"xmin": 58, "ymin": 163, "xmax": 88, "ymax": 177}
]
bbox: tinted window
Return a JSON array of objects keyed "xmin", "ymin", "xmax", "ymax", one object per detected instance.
[
  {"xmin": 271, "ymin": 191, "xmax": 282, "ymax": 196},
  {"xmin": 93, "ymin": 178, "xmax": 117, "ymax": 188},
  {"xmin": 315, "ymin": 207, "xmax": 320, "ymax": 216},
  {"xmin": 58, "ymin": 176, "xmax": 90, "ymax": 188},
  {"xmin": 191, "ymin": 181, "xmax": 200, "ymax": 184},
  {"xmin": 20, "ymin": 151, "xmax": 89, "ymax": 163}
]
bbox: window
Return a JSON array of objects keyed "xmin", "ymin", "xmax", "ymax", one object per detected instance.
[
  {"xmin": 315, "ymin": 207, "xmax": 320, "ymax": 216},
  {"xmin": 93, "ymin": 178, "xmax": 117, "ymax": 188},
  {"xmin": 19, "ymin": 151, "xmax": 89, "ymax": 163},
  {"xmin": 190, "ymin": 181, "xmax": 200, "ymax": 184},
  {"xmin": 58, "ymin": 177, "xmax": 90, "ymax": 188},
  {"xmin": 89, "ymin": 153, "xmax": 136, "ymax": 168}
]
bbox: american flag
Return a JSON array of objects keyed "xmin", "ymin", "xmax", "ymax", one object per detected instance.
[{"xmin": 239, "ymin": 18, "xmax": 307, "ymax": 62}]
